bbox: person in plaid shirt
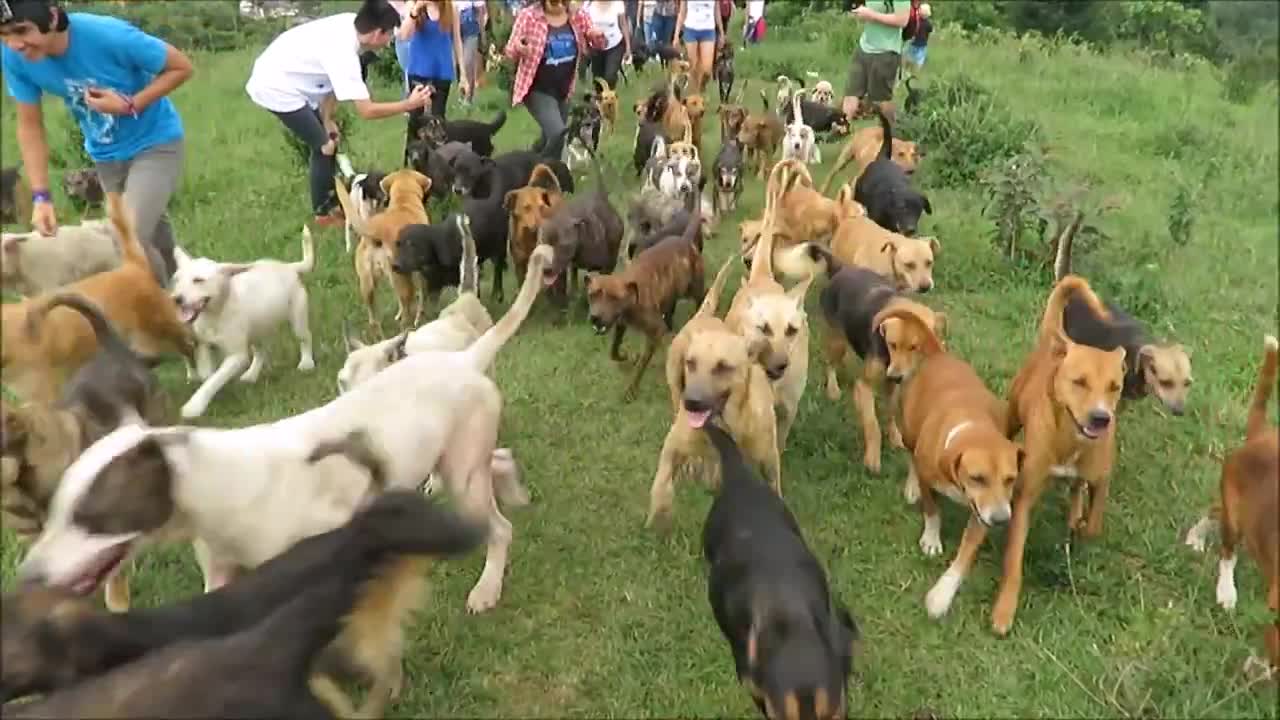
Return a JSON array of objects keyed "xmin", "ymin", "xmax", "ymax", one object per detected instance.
[{"xmin": 504, "ymin": 0, "xmax": 606, "ymax": 158}]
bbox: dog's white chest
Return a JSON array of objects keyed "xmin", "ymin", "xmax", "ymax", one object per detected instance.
[
  {"xmin": 1050, "ymin": 450, "xmax": 1083, "ymax": 478},
  {"xmin": 937, "ymin": 482, "xmax": 967, "ymax": 505}
]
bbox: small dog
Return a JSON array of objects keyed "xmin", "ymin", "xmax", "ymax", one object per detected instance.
[
  {"xmin": 810, "ymin": 78, "xmax": 836, "ymax": 106},
  {"xmin": 336, "ymin": 155, "xmax": 388, "ymax": 254},
  {"xmin": 594, "ymin": 77, "xmax": 619, "ymax": 136},
  {"xmin": 701, "ymin": 420, "xmax": 859, "ymax": 720},
  {"xmin": 62, "ymin": 168, "xmax": 105, "ymax": 216},
  {"xmin": 737, "ymin": 91, "xmax": 785, "ymax": 180},
  {"xmin": 782, "ymin": 93, "xmax": 821, "ymax": 166},
  {"xmin": 169, "ymin": 227, "xmax": 316, "ymax": 419},
  {"xmin": 485, "ymin": 41, "xmax": 503, "ymax": 74},
  {"xmin": 2, "ymin": 220, "xmax": 120, "ymax": 297},
  {"xmin": 882, "ymin": 303, "xmax": 1024, "ymax": 619},
  {"xmin": 335, "ymin": 169, "xmax": 433, "ymax": 330},
  {"xmin": 504, "ymin": 163, "xmax": 566, "ymax": 282},
  {"xmin": 854, "ymin": 109, "xmax": 931, "ymax": 236},
  {"xmin": 644, "ymin": 137, "xmax": 704, "ymax": 213},
  {"xmin": 794, "ymin": 97, "xmax": 850, "ymax": 136},
  {"xmin": 564, "ymin": 97, "xmax": 604, "ymax": 176},
  {"xmin": 995, "ymin": 275, "xmax": 1127, "ymax": 636},
  {"xmin": 634, "ymin": 119, "xmax": 669, "ymax": 177},
  {"xmin": 714, "ymin": 42, "xmax": 736, "ymax": 104},
  {"xmin": 775, "ymin": 74, "xmax": 797, "ymax": 111},
  {"xmin": 391, "ymin": 213, "xmax": 497, "ymax": 309},
  {"xmin": 712, "ymin": 138, "xmax": 745, "ymax": 221},
  {"xmin": 1, "ymin": 165, "xmax": 31, "ymax": 227},
  {"xmin": 668, "ymin": 58, "xmax": 692, "ymax": 92},
  {"xmin": 586, "ymin": 211, "xmax": 705, "ymax": 401},
  {"xmin": 539, "ymin": 148, "xmax": 624, "ymax": 301},
  {"xmin": 683, "ymin": 93, "xmax": 708, "ymax": 159},
  {"xmin": 1184, "ymin": 335, "xmax": 1278, "ymax": 679},
  {"xmin": 823, "ymin": 122, "xmax": 922, "ymax": 192}
]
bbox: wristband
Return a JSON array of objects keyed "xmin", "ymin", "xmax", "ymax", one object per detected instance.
[
  {"xmin": 32, "ymin": 189, "xmax": 51, "ymax": 204},
  {"xmin": 123, "ymin": 93, "xmax": 138, "ymax": 118}
]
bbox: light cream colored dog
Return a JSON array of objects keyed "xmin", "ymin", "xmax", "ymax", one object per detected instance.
[{"xmin": 1, "ymin": 220, "xmax": 120, "ymax": 297}]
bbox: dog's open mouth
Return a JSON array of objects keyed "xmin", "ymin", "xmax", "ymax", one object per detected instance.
[
  {"xmin": 542, "ymin": 268, "xmax": 560, "ymax": 287},
  {"xmin": 1070, "ymin": 412, "xmax": 1105, "ymax": 440},
  {"xmin": 67, "ymin": 540, "xmax": 133, "ymax": 596},
  {"xmin": 177, "ymin": 299, "xmax": 208, "ymax": 324}
]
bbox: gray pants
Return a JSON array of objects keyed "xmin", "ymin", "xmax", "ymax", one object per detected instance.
[
  {"xmin": 524, "ymin": 91, "xmax": 569, "ymax": 158},
  {"xmin": 461, "ymin": 35, "xmax": 481, "ymax": 96},
  {"xmin": 95, "ymin": 139, "xmax": 183, "ymax": 286}
]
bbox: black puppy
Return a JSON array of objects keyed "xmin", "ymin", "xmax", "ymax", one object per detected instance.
[
  {"xmin": 702, "ymin": 420, "xmax": 859, "ymax": 720},
  {"xmin": 392, "ymin": 212, "xmax": 503, "ymax": 305},
  {"xmin": 0, "ymin": 487, "xmax": 486, "ymax": 704},
  {"xmin": 715, "ymin": 43, "xmax": 736, "ymax": 104},
  {"xmin": 450, "ymin": 146, "xmax": 574, "ymax": 200},
  {"xmin": 853, "ymin": 108, "xmax": 931, "ymax": 236},
  {"xmin": 712, "ymin": 138, "xmax": 745, "ymax": 219},
  {"xmin": 539, "ymin": 147, "xmax": 623, "ymax": 297},
  {"xmin": 796, "ymin": 99, "xmax": 850, "ymax": 135}
]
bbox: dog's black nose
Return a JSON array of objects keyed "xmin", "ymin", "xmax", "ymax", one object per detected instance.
[
  {"xmin": 683, "ymin": 397, "xmax": 710, "ymax": 413},
  {"xmin": 172, "ymin": 295, "xmax": 184, "ymax": 305},
  {"xmin": 766, "ymin": 362, "xmax": 788, "ymax": 380},
  {"xmin": 1087, "ymin": 410, "xmax": 1112, "ymax": 430},
  {"xmin": 918, "ymin": 282, "xmax": 932, "ymax": 293},
  {"xmin": 1170, "ymin": 403, "xmax": 1185, "ymax": 417}
]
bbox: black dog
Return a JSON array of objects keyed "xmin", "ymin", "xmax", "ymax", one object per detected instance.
[
  {"xmin": 0, "ymin": 488, "xmax": 486, "ymax": 705},
  {"xmin": 714, "ymin": 43, "xmax": 736, "ymax": 104},
  {"xmin": 406, "ymin": 140, "xmax": 471, "ymax": 200},
  {"xmin": 569, "ymin": 94, "xmax": 604, "ymax": 153},
  {"xmin": 795, "ymin": 99, "xmax": 850, "ymax": 136},
  {"xmin": 634, "ymin": 119, "xmax": 669, "ymax": 177},
  {"xmin": 853, "ymin": 108, "xmax": 931, "ymax": 236},
  {"xmin": 449, "ymin": 145, "xmax": 574, "ymax": 201},
  {"xmin": 442, "ymin": 110, "xmax": 507, "ymax": 157},
  {"xmin": 392, "ymin": 212, "xmax": 503, "ymax": 305},
  {"xmin": 903, "ymin": 76, "xmax": 925, "ymax": 115},
  {"xmin": 712, "ymin": 138, "xmax": 745, "ymax": 219},
  {"xmin": 702, "ymin": 420, "xmax": 859, "ymax": 720}
]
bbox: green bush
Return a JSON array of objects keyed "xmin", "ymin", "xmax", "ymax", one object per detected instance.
[
  {"xmin": 281, "ymin": 104, "xmax": 359, "ymax": 171},
  {"xmin": 66, "ymin": 0, "xmax": 293, "ymax": 53}
]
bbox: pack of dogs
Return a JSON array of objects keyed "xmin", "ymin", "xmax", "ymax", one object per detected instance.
[{"xmin": 0, "ymin": 44, "xmax": 1270, "ymax": 720}]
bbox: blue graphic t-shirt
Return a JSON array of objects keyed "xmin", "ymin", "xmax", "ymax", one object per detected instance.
[
  {"xmin": 530, "ymin": 23, "xmax": 578, "ymax": 99},
  {"xmin": 2, "ymin": 13, "xmax": 184, "ymax": 162}
]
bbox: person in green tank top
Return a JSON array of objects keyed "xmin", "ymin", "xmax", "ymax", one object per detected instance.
[{"xmin": 841, "ymin": 0, "xmax": 910, "ymax": 125}]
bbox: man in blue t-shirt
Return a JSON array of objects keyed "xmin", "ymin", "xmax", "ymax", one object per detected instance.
[{"xmin": 0, "ymin": 0, "xmax": 193, "ymax": 283}]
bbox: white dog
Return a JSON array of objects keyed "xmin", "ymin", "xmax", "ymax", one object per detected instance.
[
  {"xmin": 782, "ymin": 93, "xmax": 821, "ymax": 166},
  {"xmin": 1, "ymin": 220, "xmax": 120, "ymax": 296},
  {"xmin": 170, "ymin": 227, "xmax": 317, "ymax": 419},
  {"xmin": 810, "ymin": 79, "xmax": 835, "ymax": 107},
  {"xmin": 775, "ymin": 74, "xmax": 796, "ymax": 110}
]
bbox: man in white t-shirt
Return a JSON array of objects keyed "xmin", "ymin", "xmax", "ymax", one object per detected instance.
[{"xmin": 246, "ymin": 0, "xmax": 430, "ymax": 226}]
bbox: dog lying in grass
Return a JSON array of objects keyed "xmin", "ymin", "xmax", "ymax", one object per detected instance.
[{"xmin": 701, "ymin": 419, "xmax": 859, "ymax": 720}]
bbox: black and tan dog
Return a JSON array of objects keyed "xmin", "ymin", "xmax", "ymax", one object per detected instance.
[
  {"xmin": 702, "ymin": 420, "xmax": 859, "ymax": 720},
  {"xmin": 2, "ymin": 490, "xmax": 487, "ymax": 717},
  {"xmin": 586, "ymin": 211, "xmax": 705, "ymax": 402},
  {"xmin": 714, "ymin": 42, "xmax": 736, "ymax": 105}
]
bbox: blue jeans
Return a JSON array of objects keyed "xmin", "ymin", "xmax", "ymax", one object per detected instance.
[
  {"xmin": 394, "ymin": 36, "xmax": 412, "ymax": 97},
  {"xmin": 651, "ymin": 14, "xmax": 675, "ymax": 46}
]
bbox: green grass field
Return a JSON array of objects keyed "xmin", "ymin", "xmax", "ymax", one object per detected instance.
[{"xmin": 2, "ymin": 10, "xmax": 1279, "ymax": 719}]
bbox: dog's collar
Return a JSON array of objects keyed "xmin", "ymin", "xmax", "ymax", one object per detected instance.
[{"xmin": 942, "ymin": 420, "xmax": 974, "ymax": 451}]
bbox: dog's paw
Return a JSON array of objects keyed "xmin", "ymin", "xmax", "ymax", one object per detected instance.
[
  {"xmin": 1216, "ymin": 572, "xmax": 1238, "ymax": 610},
  {"xmin": 645, "ymin": 507, "xmax": 673, "ymax": 535},
  {"xmin": 903, "ymin": 476, "xmax": 921, "ymax": 504},
  {"xmin": 925, "ymin": 570, "xmax": 961, "ymax": 619},
  {"xmin": 1242, "ymin": 655, "xmax": 1276, "ymax": 683},
  {"xmin": 919, "ymin": 517, "xmax": 943, "ymax": 557},
  {"xmin": 465, "ymin": 578, "xmax": 502, "ymax": 614},
  {"xmin": 889, "ymin": 425, "xmax": 905, "ymax": 449},
  {"xmin": 825, "ymin": 374, "xmax": 841, "ymax": 401},
  {"xmin": 990, "ymin": 598, "xmax": 1017, "ymax": 637},
  {"xmin": 862, "ymin": 449, "xmax": 881, "ymax": 475},
  {"xmin": 1183, "ymin": 516, "xmax": 1212, "ymax": 552}
]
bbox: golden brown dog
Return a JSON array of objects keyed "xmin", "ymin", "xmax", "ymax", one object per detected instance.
[
  {"xmin": 0, "ymin": 194, "xmax": 193, "ymax": 404},
  {"xmin": 662, "ymin": 90, "xmax": 693, "ymax": 147},
  {"xmin": 1185, "ymin": 334, "xmax": 1278, "ymax": 680},
  {"xmin": 647, "ymin": 257, "xmax": 780, "ymax": 532},
  {"xmin": 683, "ymin": 93, "xmax": 707, "ymax": 158},
  {"xmin": 737, "ymin": 92, "xmax": 785, "ymax": 181},
  {"xmin": 881, "ymin": 305, "xmax": 1025, "ymax": 620},
  {"xmin": 726, "ymin": 164, "xmax": 816, "ymax": 450},
  {"xmin": 335, "ymin": 169, "xmax": 432, "ymax": 331},
  {"xmin": 594, "ymin": 77, "xmax": 619, "ymax": 137},
  {"xmin": 504, "ymin": 164, "xmax": 565, "ymax": 282},
  {"xmin": 585, "ymin": 222, "xmax": 705, "ymax": 402},
  {"xmin": 718, "ymin": 103, "xmax": 749, "ymax": 144},
  {"xmin": 668, "ymin": 58, "xmax": 692, "ymax": 92},
  {"xmin": 822, "ymin": 124, "xmax": 922, "ymax": 193},
  {"xmin": 994, "ymin": 275, "xmax": 1126, "ymax": 636}
]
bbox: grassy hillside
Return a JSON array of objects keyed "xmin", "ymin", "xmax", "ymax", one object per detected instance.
[{"xmin": 2, "ymin": 11, "xmax": 1277, "ymax": 718}]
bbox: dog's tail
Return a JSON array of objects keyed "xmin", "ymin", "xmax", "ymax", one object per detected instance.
[
  {"xmin": 871, "ymin": 303, "xmax": 945, "ymax": 357},
  {"xmin": 486, "ymin": 109, "xmax": 508, "ymax": 135},
  {"xmin": 751, "ymin": 161, "xmax": 805, "ymax": 285},
  {"xmin": 775, "ymin": 74, "xmax": 792, "ymax": 101},
  {"xmin": 462, "ymin": 245, "xmax": 553, "ymax": 373},
  {"xmin": 24, "ymin": 292, "xmax": 135, "ymax": 361},
  {"xmin": 1040, "ymin": 275, "xmax": 1110, "ymax": 346},
  {"xmin": 695, "ymin": 255, "xmax": 736, "ymax": 320},
  {"xmin": 104, "ymin": 193, "xmax": 150, "ymax": 272},
  {"xmin": 455, "ymin": 214, "xmax": 480, "ymax": 297},
  {"xmin": 336, "ymin": 153, "xmax": 358, "ymax": 181},
  {"xmin": 759, "ymin": 88, "xmax": 770, "ymax": 112},
  {"xmin": 349, "ymin": 490, "xmax": 489, "ymax": 561},
  {"xmin": 290, "ymin": 225, "xmax": 317, "ymax": 275},
  {"xmin": 790, "ymin": 91, "xmax": 803, "ymax": 125},
  {"xmin": 734, "ymin": 78, "xmax": 748, "ymax": 105},
  {"xmin": 1246, "ymin": 335, "xmax": 1279, "ymax": 442},
  {"xmin": 334, "ymin": 177, "xmax": 377, "ymax": 239},
  {"xmin": 594, "ymin": 77, "xmax": 610, "ymax": 97},
  {"xmin": 875, "ymin": 105, "xmax": 893, "ymax": 161},
  {"xmin": 702, "ymin": 420, "xmax": 759, "ymax": 490},
  {"xmin": 1053, "ymin": 206, "xmax": 1076, "ymax": 282}
]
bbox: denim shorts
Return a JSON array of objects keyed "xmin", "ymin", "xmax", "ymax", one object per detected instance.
[
  {"xmin": 683, "ymin": 27, "xmax": 716, "ymax": 43},
  {"xmin": 905, "ymin": 43, "xmax": 927, "ymax": 66}
]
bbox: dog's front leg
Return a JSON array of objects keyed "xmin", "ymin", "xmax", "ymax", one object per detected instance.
[
  {"xmin": 181, "ymin": 351, "xmax": 251, "ymax": 419},
  {"xmin": 823, "ymin": 330, "xmax": 848, "ymax": 401},
  {"xmin": 1079, "ymin": 460, "xmax": 1113, "ymax": 539},
  {"xmin": 187, "ymin": 341, "xmax": 215, "ymax": 382},
  {"xmin": 852, "ymin": 373, "xmax": 883, "ymax": 474},
  {"xmin": 646, "ymin": 429, "xmax": 683, "ymax": 533},
  {"xmin": 610, "ymin": 323, "xmax": 630, "ymax": 363},
  {"xmin": 492, "ymin": 259, "xmax": 506, "ymax": 304},
  {"xmin": 926, "ymin": 513, "xmax": 990, "ymax": 619},
  {"xmin": 623, "ymin": 325, "xmax": 665, "ymax": 403},
  {"xmin": 887, "ymin": 382, "xmax": 905, "ymax": 449},
  {"xmin": 991, "ymin": 464, "xmax": 1050, "ymax": 636}
]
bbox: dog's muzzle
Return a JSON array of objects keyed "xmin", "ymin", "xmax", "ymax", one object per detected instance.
[
  {"xmin": 589, "ymin": 315, "xmax": 612, "ymax": 334},
  {"xmin": 173, "ymin": 295, "xmax": 208, "ymax": 324},
  {"xmin": 765, "ymin": 361, "xmax": 789, "ymax": 381}
]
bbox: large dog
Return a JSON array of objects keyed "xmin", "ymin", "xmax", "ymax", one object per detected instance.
[{"xmin": 1, "ymin": 220, "xmax": 120, "ymax": 297}]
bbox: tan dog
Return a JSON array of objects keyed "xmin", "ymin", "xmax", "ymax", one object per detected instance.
[
  {"xmin": 334, "ymin": 169, "xmax": 432, "ymax": 331},
  {"xmin": 0, "ymin": 194, "xmax": 194, "ymax": 404},
  {"xmin": 1185, "ymin": 335, "xmax": 1278, "ymax": 680},
  {"xmin": 737, "ymin": 91, "xmax": 785, "ymax": 180},
  {"xmin": 668, "ymin": 58, "xmax": 692, "ymax": 92},
  {"xmin": 594, "ymin": 77, "xmax": 619, "ymax": 137},
  {"xmin": 662, "ymin": 89, "xmax": 693, "ymax": 146},
  {"xmin": 772, "ymin": 160, "xmax": 852, "ymax": 247},
  {"xmin": 683, "ymin": 93, "xmax": 707, "ymax": 158},
  {"xmin": 504, "ymin": 164, "xmax": 565, "ymax": 282},
  {"xmin": 822, "ymin": 124, "xmax": 922, "ymax": 193},
  {"xmin": 718, "ymin": 103, "xmax": 749, "ymax": 143},
  {"xmin": 647, "ymin": 258, "xmax": 780, "ymax": 532},
  {"xmin": 726, "ymin": 163, "xmax": 815, "ymax": 450},
  {"xmin": 880, "ymin": 306, "xmax": 1025, "ymax": 620},
  {"xmin": 994, "ymin": 275, "xmax": 1126, "ymax": 636}
]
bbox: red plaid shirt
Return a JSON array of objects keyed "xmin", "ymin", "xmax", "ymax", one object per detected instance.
[{"xmin": 504, "ymin": 5, "xmax": 603, "ymax": 106}]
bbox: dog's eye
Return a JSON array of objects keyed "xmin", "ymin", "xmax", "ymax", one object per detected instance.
[
  {"xmin": 1108, "ymin": 382, "xmax": 1122, "ymax": 394},
  {"xmin": 1158, "ymin": 378, "xmax": 1174, "ymax": 389},
  {"xmin": 758, "ymin": 323, "xmax": 772, "ymax": 337},
  {"xmin": 713, "ymin": 361, "xmax": 733, "ymax": 375},
  {"xmin": 685, "ymin": 359, "xmax": 697, "ymax": 372},
  {"xmin": 925, "ymin": 260, "xmax": 933, "ymax": 268},
  {"xmin": 784, "ymin": 325, "xmax": 798, "ymax": 338},
  {"xmin": 971, "ymin": 474, "xmax": 987, "ymax": 486},
  {"xmin": 1184, "ymin": 379, "xmax": 1193, "ymax": 387},
  {"xmin": 1073, "ymin": 377, "xmax": 1088, "ymax": 388},
  {"xmin": 1005, "ymin": 475, "xmax": 1017, "ymax": 487},
  {"xmin": 904, "ymin": 262, "xmax": 917, "ymax": 271},
  {"xmin": 908, "ymin": 344, "xmax": 918, "ymax": 353}
]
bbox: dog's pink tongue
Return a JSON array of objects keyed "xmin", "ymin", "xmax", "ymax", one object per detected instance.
[
  {"xmin": 542, "ymin": 273, "xmax": 559, "ymax": 287},
  {"xmin": 178, "ymin": 306, "xmax": 196, "ymax": 323},
  {"xmin": 687, "ymin": 410, "xmax": 711, "ymax": 428}
]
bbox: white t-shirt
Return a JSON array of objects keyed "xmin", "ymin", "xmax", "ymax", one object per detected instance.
[
  {"xmin": 683, "ymin": 0, "xmax": 717, "ymax": 30},
  {"xmin": 587, "ymin": 1, "xmax": 626, "ymax": 50},
  {"xmin": 245, "ymin": 13, "xmax": 370, "ymax": 113},
  {"xmin": 747, "ymin": 0, "xmax": 764, "ymax": 21}
]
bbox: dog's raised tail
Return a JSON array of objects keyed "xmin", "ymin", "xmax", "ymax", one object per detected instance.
[
  {"xmin": 1040, "ymin": 275, "xmax": 1110, "ymax": 346},
  {"xmin": 871, "ymin": 304, "xmax": 945, "ymax": 357},
  {"xmin": 104, "ymin": 193, "xmax": 150, "ymax": 272},
  {"xmin": 24, "ymin": 293, "xmax": 134, "ymax": 361},
  {"xmin": 875, "ymin": 106, "xmax": 894, "ymax": 161},
  {"xmin": 463, "ymin": 245, "xmax": 553, "ymax": 373},
  {"xmin": 1246, "ymin": 335, "xmax": 1279, "ymax": 442},
  {"xmin": 696, "ymin": 255, "xmax": 736, "ymax": 320},
  {"xmin": 292, "ymin": 225, "xmax": 317, "ymax": 275},
  {"xmin": 774, "ymin": 242, "xmax": 839, "ymax": 283},
  {"xmin": 457, "ymin": 214, "xmax": 479, "ymax": 297},
  {"xmin": 307, "ymin": 429, "xmax": 390, "ymax": 492},
  {"xmin": 333, "ymin": 177, "xmax": 376, "ymax": 239}
]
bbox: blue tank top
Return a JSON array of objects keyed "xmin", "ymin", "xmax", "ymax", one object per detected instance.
[
  {"xmin": 406, "ymin": 13, "xmax": 455, "ymax": 81},
  {"xmin": 459, "ymin": 3, "xmax": 482, "ymax": 39}
]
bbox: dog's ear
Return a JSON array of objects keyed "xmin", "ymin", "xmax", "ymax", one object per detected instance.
[
  {"xmin": 1137, "ymin": 344, "xmax": 1157, "ymax": 368},
  {"xmin": 877, "ymin": 317, "xmax": 899, "ymax": 338},
  {"xmin": 1015, "ymin": 445, "xmax": 1027, "ymax": 474},
  {"xmin": 415, "ymin": 172, "xmax": 432, "ymax": 194},
  {"xmin": 503, "ymin": 190, "xmax": 518, "ymax": 213},
  {"xmin": 343, "ymin": 321, "xmax": 365, "ymax": 352},
  {"xmin": 379, "ymin": 174, "xmax": 395, "ymax": 195},
  {"xmin": 928, "ymin": 236, "xmax": 941, "ymax": 254},
  {"xmin": 921, "ymin": 195, "xmax": 933, "ymax": 215},
  {"xmin": 880, "ymin": 241, "xmax": 898, "ymax": 257},
  {"xmin": 172, "ymin": 245, "xmax": 191, "ymax": 266},
  {"xmin": 625, "ymin": 281, "xmax": 640, "ymax": 305},
  {"xmin": 218, "ymin": 263, "xmax": 253, "ymax": 277}
]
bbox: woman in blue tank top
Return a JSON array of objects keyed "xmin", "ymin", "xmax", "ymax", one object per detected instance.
[{"xmin": 398, "ymin": 0, "xmax": 466, "ymax": 118}]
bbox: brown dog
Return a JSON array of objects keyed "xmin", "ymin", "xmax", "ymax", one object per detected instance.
[
  {"xmin": 504, "ymin": 164, "xmax": 565, "ymax": 282},
  {"xmin": 594, "ymin": 78, "xmax": 619, "ymax": 137},
  {"xmin": 718, "ymin": 103, "xmax": 748, "ymax": 144},
  {"xmin": 647, "ymin": 257, "xmax": 780, "ymax": 532},
  {"xmin": 0, "ymin": 194, "xmax": 193, "ymax": 404},
  {"xmin": 994, "ymin": 275, "xmax": 1126, "ymax": 636},
  {"xmin": 335, "ymin": 169, "xmax": 432, "ymax": 331},
  {"xmin": 822, "ymin": 123, "xmax": 922, "ymax": 193},
  {"xmin": 881, "ymin": 305, "xmax": 1025, "ymax": 620},
  {"xmin": 668, "ymin": 58, "xmax": 692, "ymax": 92},
  {"xmin": 683, "ymin": 93, "xmax": 707, "ymax": 158},
  {"xmin": 737, "ymin": 92, "xmax": 785, "ymax": 180},
  {"xmin": 586, "ymin": 215, "xmax": 705, "ymax": 402},
  {"xmin": 1185, "ymin": 334, "xmax": 1278, "ymax": 680}
]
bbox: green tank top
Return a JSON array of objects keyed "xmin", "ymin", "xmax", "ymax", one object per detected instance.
[{"xmin": 859, "ymin": 0, "xmax": 905, "ymax": 55}]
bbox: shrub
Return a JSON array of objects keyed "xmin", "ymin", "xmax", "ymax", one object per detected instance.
[
  {"xmin": 66, "ymin": 0, "xmax": 292, "ymax": 52},
  {"xmin": 896, "ymin": 74, "xmax": 1040, "ymax": 188}
]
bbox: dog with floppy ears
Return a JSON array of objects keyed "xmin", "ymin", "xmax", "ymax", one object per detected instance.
[
  {"xmin": 335, "ymin": 169, "xmax": 434, "ymax": 331},
  {"xmin": 993, "ymin": 275, "xmax": 1127, "ymax": 635},
  {"xmin": 1, "ymin": 194, "xmax": 194, "ymax": 406},
  {"xmin": 1184, "ymin": 335, "xmax": 1278, "ymax": 680},
  {"xmin": 646, "ymin": 251, "xmax": 782, "ymax": 533},
  {"xmin": 878, "ymin": 304, "xmax": 1025, "ymax": 620},
  {"xmin": 169, "ymin": 227, "xmax": 316, "ymax": 419},
  {"xmin": 17, "ymin": 244, "xmax": 556, "ymax": 715}
]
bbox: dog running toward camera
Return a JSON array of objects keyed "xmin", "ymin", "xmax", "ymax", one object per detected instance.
[
  {"xmin": 738, "ymin": 91, "xmax": 785, "ymax": 181},
  {"xmin": 1184, "ymin": 335, "xmax": 1278, "ymax": 681},
  {"xmin": 823, "ymin": 120, "xmax": 922, "ymax": 194},
  {"xmin": 782, "ymin": 92, "xmax": 820, "ymax": 166},
  {"xmin": 851, "ymin": 109, "xmax": 931, "ymax": 236}
]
